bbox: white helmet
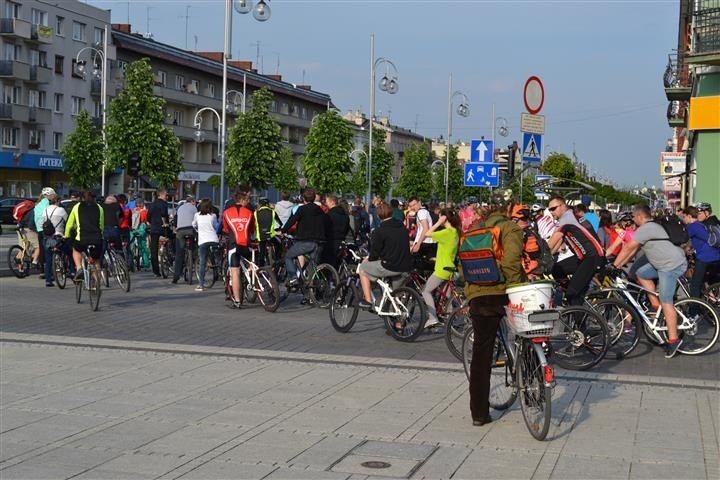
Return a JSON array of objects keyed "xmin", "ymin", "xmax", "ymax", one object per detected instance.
[{"xmin": 41, "ymin": 187, "xmax": 56, "ymax": 197}]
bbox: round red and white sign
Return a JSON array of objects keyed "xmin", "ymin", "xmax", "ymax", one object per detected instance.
[{"xmin": 523, "ymin": 76, "xmax": 544, "ymax": 115}]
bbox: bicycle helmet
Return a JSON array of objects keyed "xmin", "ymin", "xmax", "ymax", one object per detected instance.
[
  {"xmin": 511, "ymin": 204, "xmax": 530, "ymax": 220},
  {"xmin": 617, "ymin": 211, "xmax": 633, "ymax": 223},
  {"xmin": 530, "ymin": 204, "xmax": 544, "ymax": 216},
  {"xmin": 695, "ymin": 202, "xmax": 712, "ymax": 212},
  {"xmin": 258, "ymin": 197, "xmax": 269, "ymax": 206},
  {"xmin": 41, "ymin": 187, "xmax": 56, "ymax": 197}
]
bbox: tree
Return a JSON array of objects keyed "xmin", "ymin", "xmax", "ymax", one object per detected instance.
[
  {"xmin": 105, "ymin": 58, "xmax": 182, "ymax": 188},
  {"xmin": 301, "ymin": 110, "xmax": 353, "ymax": 194},
  {"xmin": 394, "ymin": 142, "xmax": 433, "ymax": 200},
  {"xmin": 225, "ymin": 87, "xmax": 281, "ymax": 190},
  {"xmin": 350, "ymin": 127, "xmax": 394, "ymax": 198},
  {"xmin": 60, "ymin": 109, "xmax": 105, "ymax": 188},
  {"xmin": 273, "ymin": 147, "xmax": 299, "ymax": 194},
  {"xmin": 541, "ymin": 153, "xmax": 576, "ymax": 180},
  {"xmin": 430, "ymin": 145, "xmax": 469, "ymax": 203}
]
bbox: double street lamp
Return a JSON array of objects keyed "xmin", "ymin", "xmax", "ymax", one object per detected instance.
[
  {"xmin": 368, "ymin": 34, "xmax": 398, "ymax": 206},
  {"xmin": 225, "ymin": 88, "xmax": 246, "ymax": 115},
  {"xmin": 194, "ymin": 108, "xmax": 222, "ymax": 200},
  {"xmin": 445, "ymin": 73, "xmax": 470, "ymax": 203},
  {"xmin": 75, "ymin": 25, "xmax": 108, "ymax": 196},
  {"xmin": 220, "ymin": 0, "xmax": 271, "ymax": 210}
]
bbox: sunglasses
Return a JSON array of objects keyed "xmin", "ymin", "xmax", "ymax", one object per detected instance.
[{"xmin": 548, "ymin": 206, "xmax": 559, "ymax": 212}]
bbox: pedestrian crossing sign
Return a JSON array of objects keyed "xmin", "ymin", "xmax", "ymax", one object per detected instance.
[{"xmin": 522, "ymin": 132, "xmax": 542, "ymax": 164}]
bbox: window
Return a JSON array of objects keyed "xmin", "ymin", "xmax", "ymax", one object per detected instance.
[
  {"xmin": 28, "ymin": 129, "xmax": 44, "ymax": 149},
  {"xmin": 28, "ymin": 89, "xmax": 39, "ymax": 107},
  {"xmin": 172, "ymin": 110, "xmax": 184, "ymax": 126},
  {"xmin": 72, "ymin": 21, "xmax": 86, "ymax": 41},
  {"xmin": 56, "ymin": 16, "xmax": 64, "ymax": 36},
  {"xmin": 269, "ymin": 100, "xmax": 277, "ymax": 113},
  {"xmin": 4, "ymin": 43, "xmax": 20, "ymax": 61},
  {"xmin": 37, "ymin": 90, "xmax": 46, "ymax": 108},
  {"xmin": 207, "ymin": 83, "xmax": 215, "ymax": 97},
  {"xmin": 93, "ymin": 27, "xmax": 104, "ymax": 46},
  {"xmin": 71, "ymin": 96, "xmax": 84, "ymax": 115},
  {"xmin": 5, "ymin": 1, "xmax": 20, "ymax": 19},
  {"xmin": 38, "ymin": 51, "xmax": 47, "ymax": 68},
  {"xmin": 2, "ymin": 127, "xmax": 19, "ymax": 147},
  {"xmin": 53, "ymin": 93, "xmax": 63, "ymax": 112},
  {"xmin": 155, "ymin": 70, "xmax": 166, "ymax": 86},
  {"xmin": 300, "ymin": 107, "xmax": 308, "ymax": 120},
  {"xmin": 30, "ymin": 49, "xmax": 40, "ymax": 66},
  {"xmin": 290, "ymin": 104, "xmax": 299, "ymax": 117},
  {"xmin": 31, "ymin": 8, "xmax": 48, "ymax": 26},
  {"xmin": 54, "ymin": 55, "xmax": 63, "ymax": 74},
  {"xmin": 190, "ymin": 79, "xmax": 199, "ymax": 94},
  {"xmin": 3, "ymin": 85, "xmax": 21, "ymax": 104},
  {"xmin": 53, "ymin": 132, "xmax": 62, "ymax": 151},
  {"xmin": 175, "ymin": 74, "xmax": 184, "ymax": 90},
  {"xmin": 280, "ymin": 102, "xmax": 289, "ymax": 115},
  {"xmin": 93, "ymin": 100, "xmax": 101, "ymax": 118}
]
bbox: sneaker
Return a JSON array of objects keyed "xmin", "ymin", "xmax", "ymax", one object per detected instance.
[
  {"xmin": 664, "ymin": 338, "xmax": 683, "ymax": 358},
  {"xmin": 45, "ymin": 283, "xmax": 54, "ymax": 287},
  {"xmin": 472, "ymin": 416, "xmax": 493, "ymax": 427},
  {"xmin": 171, "ymin": 278, "xmax": 178, "ymax": 284},
  {"xmin": 425, "ymin": 317, "xmax": 440, "ymax": 329},
  {"xmin": 194, "ymin": 285, "xmax": 204, "ymax": 292},
  {"xmin": 287, "ymin": 278, "xmax": 299, "ymax": 288},
  {"xmin": 358, "ymin": 299, "xmax": 373, "ymax": 311},
  {"xmin": 73, "ymin": 271, "xmax": 83, "ymax": 282}
]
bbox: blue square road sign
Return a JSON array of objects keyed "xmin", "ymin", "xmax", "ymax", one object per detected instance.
[
  {"xmin": 470, "ymin": 139, "xmax": 494, "ymax": 163},
  {"xmin": 464, "ymin": 162, "xmax": 499, "ymax": 187},
  {"xmin": 522, "ymin": 133, "xmax": 542, "ymax": 164}
]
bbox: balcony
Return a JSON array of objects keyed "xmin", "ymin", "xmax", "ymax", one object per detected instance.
[
  {"xmin": 169, "ymin": 122, "xmax": 218, "ymax": 143},
  {"xmin": 663, "ymin": 53, "xmax": 693, "ymax": 101},
  {"xmin": 686, "ymin": 0, "xmax": 720, "ymax": 65},
  {"xmin": 0, "ymin": 103, "xmax": 30, "ymax": 122},
  {"xmin": 667, "ymin": 100, "xmax": 688, "ymax": 127},
  {"xmin": 90, "ymin": 78, "xmax": 102, "ymax": 95},
  {"xmin": 0, "ymin": 59, "xmax": 30, "ymax": 80},
  {"xmin": 27, "ymin": 107, "xmax": 51, "ymax": 124},
  {"xmin": 0, "ymin": 18, "xmax": 31, "ymax": 39},
  {"xmin": 29, "ymin": 24, "xmax": 53, "ymax": 44},
  {"xmin": 153, "ymin": 85, "xmax": 221, "ymax": 110},
  {"xmin": 28, "ymin": 65, "xmax": 51, "ymax": 83}
]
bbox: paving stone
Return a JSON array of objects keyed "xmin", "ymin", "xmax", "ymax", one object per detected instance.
[
  {"xmin": 409, "ymin": 445, "xmax": 471, "ymax": 479},
  {"xmin": 550, "ymin": 454, "xmax": 631, "ymax": 479},
  {"xmin": 0, "ymin": 462, "xmax": 89, "ymax": 479},
  {"xmin": 174, "ymin": 460, "xmax": 276, "ymax": 479},
  {"xmin": 352, "ymin": 440, "xmax": 435, "ymax": 461},
  {"xmin": 629, "ymin": 460, "xmax": 706, "ymax": 479},
  {"xmin": 331, "ymin": 454, "xmax": 419, "ymax": 478},
  {"xmin": 264, "ymin": 467, "xmax": 352, "ymax": 479},
  {"xmin": 289, "ymin": 436, "xmax": 362, "ymax": 469}
]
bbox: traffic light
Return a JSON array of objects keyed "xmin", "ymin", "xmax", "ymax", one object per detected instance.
[
  {"xmin": 128, "ymin": 153, "xmax": 140, "ymax": 177},
  {"xmin": 508, "ymin": 141, "xmax": 518, "ymax": 178}
]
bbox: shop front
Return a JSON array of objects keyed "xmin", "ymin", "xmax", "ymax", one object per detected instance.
[
  {"xmin": 178, "ymin": 170, "xmax": 218, "ymax": 203},
  {"xmin": 0, "ymin": 151, "xmax": 70, "ymax": 199}
]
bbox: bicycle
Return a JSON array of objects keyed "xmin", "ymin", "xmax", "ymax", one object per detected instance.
[
  {"xmin": 158, "ymin": 233, "xmax": 175, "ymax": 279},
  {"xmin": 75, "ymin": 245, "xmax": 102, "ymax": 312},
  {"xmin": 280, "ymin": 238, "xmax": 339, "ymax": 308},
  {"xmin": 7, "ymin": 227, "xmax": 36, "ymax": 278},
  {"xmin": 103, "ymin": 241, "xmax": 131, "ymax": 292},
  {"xmin": 195, "ymin": 241, "xmax": 223, "ymax": 288},
  {"xmin": 231, "ymin": 244, "xmax": 281, "ymax": 313},
  {"xmin": 51, "ymin": 235, "xmax": 72, "ymax": 289},
  {"xmin": 462, "ymin": 305, "xmax": 560, "ymax": 440},
  {"xmin": 179, "ymin": 233, "xmax": 196, "ymax": 285}
]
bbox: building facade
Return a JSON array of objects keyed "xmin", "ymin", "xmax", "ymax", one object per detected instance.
[{"xmin": 1, "ymin": 0, "xmax": 110, "ymax": 198}]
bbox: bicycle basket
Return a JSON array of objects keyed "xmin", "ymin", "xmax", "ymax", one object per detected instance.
[{"xmin": 504, "ymin": 306, "xmax": 561, "ymax": 338}]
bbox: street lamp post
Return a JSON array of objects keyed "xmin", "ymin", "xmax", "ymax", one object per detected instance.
[
  {"xmin": 368, "ymin": 34, "xmax": 398, "ymax": 206},
  {"xmin": 225, "ymin": 89, "xmax": 246, "ymax": 115},
  {"xmin": 220, "ymin": 0, "xmax": 270, "ymax": 210},
  {"xmin": 75, "ymin": 25, "xmax": 108, "ymax": 196},
  {"xmin": 445, "ymin": 73, "xmax": 470, "ymax": 204},
  {"xmin": 194, "ymin": 108, "xmax": 222, "ymax": 203}
]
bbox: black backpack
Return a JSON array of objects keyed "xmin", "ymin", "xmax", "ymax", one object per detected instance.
[{"xmin": 655, "ymin": 214, "xmax": 688, "ymax": 246}]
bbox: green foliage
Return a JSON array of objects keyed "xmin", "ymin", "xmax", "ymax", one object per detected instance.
[
  {"xmin": 206, "ymin": 175, "xmax": 221, "ymax": 188},
  {"xmin": 105, "ymin": 58, "xmax": 182, "ymax": 188},
  {"xmin": 430, "ymin": 145, "xmax": 470, "ymax": 203},
  {"xmin": 60, "ymin": 110, "xmax": 104, "ymax": 188},
  {"xmin": 394, "ymin": 142, "xmax": 432, "ymax": 200},
  {"xmin": 350, "ymin": 127, "xmax": 394, "ymax": 198},
  {"xmin": 273, "ymin": 147, "xmax": 299, "ymax": 194},
  {"xmin": 225, "ymin": 87, "xmax": 281, "ymax": 189},
  {"xmin": 301, "ymin": 110, "xmax": 353, "ymax": 193},
  {"xmin": 541, "ymin": 153, "xmax": 575, "ymax": 180}
]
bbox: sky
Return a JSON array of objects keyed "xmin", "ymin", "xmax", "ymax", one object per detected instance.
[{"xmin": 86, "ymin": 0, "xmax": 679, "ymax": 189}]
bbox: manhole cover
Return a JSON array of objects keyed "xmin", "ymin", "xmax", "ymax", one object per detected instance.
[{"xmin": 361, "ymin": 461, "xmax": 391, "ymax": 469}]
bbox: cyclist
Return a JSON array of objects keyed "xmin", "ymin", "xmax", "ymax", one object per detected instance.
[
  {"xmin": 117, "ymin": 194, "xmax": 133, "ymax": 268},
  {"xmin": 467, "ymin": 198, "xmax": 524, "ymax": 427},
  {"xmin": 682, "ymin": 205, "xmax": 720, "ymax": 298},
  {"xmin": 274, "ymin": 192, "xmax": 294, "ymax": 227},
  {"xmin": 357, "ymin": 202, "xmax": 412, "ymax": 312},
  {"xmin": 193, "ymin": 199, "xmax": 219, "ymax": 291},
  {"xmin": 547, "ymin": 196, "xmax": 606, "ymax": 305},
  {"xmin": 280, "ymin": 188, "xmax": 327, "ymax": 288},
  {"xmin": 420, "ymin": 207, "xmax": 461, "ymax": 329},
  {"xmin": 131, "ymin": 198, "xmax": 150, "ymax": 271},
  {"xmin": 39, "ymin": 193, "xmax": 68, "ymax": 287},
  {"xmin": 610, "ymin": 205, "xmax": 687, "ymax": 358},
  {"xmin": 511, "ymin": 204, "xmax": 542, "ymax": 279},
  {"xmin": 222, "ymin": 191, "xmax": 255, "ymax": 308},
  {"xmin": 102, "ymin": 195, "xmax": 122, "ymax": 253},
  {"xmin": 254, "ymin": 197, "xmax": 282, "ymax": 267},
  {"xmin": 65, "ymin": 190, "xmax": 104, "ymax": 281},
  {"xmin": 172, "ymin": 196, "xmax": 197, "ymax": 284},
  {"xmin": 324, "ymin": 194, "xmax": 350, "ymax": 268},
  {"xmin": 408, "ymin": 198, "xmax": 437, "ymax": 258},
  {"xmin": 697, "ymin": 202, "xmax": 720, "ymax": 227},
  {"xmin": 147, "ymin": 190, "xmax": 170, "ymax": 278}
]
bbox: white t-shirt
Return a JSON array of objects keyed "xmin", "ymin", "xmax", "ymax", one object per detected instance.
[
  {"xmin": 40, "ymin": 205, "xmax": 68, "ymax": 236},
  {"xmin": 536, "ymin": 212, "xmax": 574, "ymax": 262},
  {"xmin": 414, "ymin": 208, "xmax": 435, "ymax": 244},
  {"xmin": 192, "ymin": 212, "xmax": 219, "ymax": 245}
]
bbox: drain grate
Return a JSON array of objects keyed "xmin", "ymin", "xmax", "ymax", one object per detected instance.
[{"xmin": 361, "ymin": 460, "xmax": 392, "ymax": 469}]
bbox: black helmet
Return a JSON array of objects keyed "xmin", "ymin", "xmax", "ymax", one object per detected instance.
[{"xmin": 695, "ymin": 202, "xmax": 712, "ymax": 212}]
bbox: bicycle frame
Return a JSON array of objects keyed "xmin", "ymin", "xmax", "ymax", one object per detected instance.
[
  {"xmin": 373, "ymin": 278, "xmax": 406, "ymax": 318},
  {"xmin": 498, "ymin": 320, "xmax": 555, "ymax": 388}
]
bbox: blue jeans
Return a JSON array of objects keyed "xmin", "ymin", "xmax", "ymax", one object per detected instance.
[
  {"xmin": 198, "ymin": 241, "xmax": 217, "ymax": 286},
  {"xmin": 43, "ymin": 237, "xmax": 55, "ymax": 284},
  {"xmin": 285, "ymin": 240, "xmax": 317, "ymax": 280},
  {"xmin": 173, "ymin": 227, "xmax": 195, "ymax": 281},
  {"xmin": 635, "ymin": 262, "xmax": 687, "ymax": 304}
]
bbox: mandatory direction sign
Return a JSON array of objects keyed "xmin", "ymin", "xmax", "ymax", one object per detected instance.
[
  {"xmin": 522, "ymin": 132, "xmax": 542, "ymax": 164},
  {"xmin": 470, "ymin": 139, "xmax": 494, "ymax": 163},
  {"xmin": 464, "ymin": 162, "xmax": 499, "ymax": 187}
]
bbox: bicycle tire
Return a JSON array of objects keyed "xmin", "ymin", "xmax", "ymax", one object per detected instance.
[
  {"xmin": 550, "ymin": 306, "xmax": 609, "ymax": 371},
  {"xmin": 196, "ymin": 252, "xmax": 219, "ymax": 288},
  {"xmin": 256, "ymin": 267, "xmax": 280, "ymax": 312},
  {"xmin": 112, "ymin": 253, "xmax": 131, "ymax": 293},
  {"xmin": 445, "ymin": 308, "xmax": 470, "ymax": 361},
  {"xmin": 88, "ymin": 268, "xmax": 101, "ymax": 312},
  {"xmin": 184, "ymin": 249, "xmax": 194, "ymax": 284},
  {"xmin": 489, "ymin": 329, "xmax": 518, "ymax": 411},
  {"xmin": 592, "ymin": 298, "xmax": 640, "ymax": 360},
  {"xmin": 53, "ymin": 252, "xmax": 67, "ymax": 289},
  {"xmin": 517, "ymin": 341, "xmax": 551, "ymax": 440},
  {"xmin": 383, "ymin": 286, "xmax": 427, "ymax": 342},
  {"xmin": 75, "ymin": 272, "xmax": 83, "ymax": 303},
  {"xmin": 7, "ymin": 245, "xmax": 29, "ymax": 278},
  {"xmin": 329, "ymin": 282, "xmax": 360, "ymax": 333},
  {"xmin": 462, "ymin": 326, "xmax": 473, "ymax": 382},
  {"xmin": 668, "ymin": 297, "xmax": 720, "ymax": 355},
  {"xmin": 308, "ymin": 263, "xmax": 339, "ymax": 308},
  {"xmin": 703, "ymin": 282, "xmax": 720, "ymax": 309}
]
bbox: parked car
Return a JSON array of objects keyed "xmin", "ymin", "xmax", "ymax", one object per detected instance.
[{"xmin": 0, "ymin": 197, "xmax": 34, "ymax": 225}]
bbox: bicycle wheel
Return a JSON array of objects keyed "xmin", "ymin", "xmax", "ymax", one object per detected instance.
[
  {"xmin": 7, "ymin": 245, "xmax": 29, "ymax": 278},
  {"xmin": 256, "ymin": 267, "xmax": 280, "ymax": 313},
  {"xmin": 445, "ymin": 307, "xmax": 470, "ymax": 361},
  {"xmin": 462, "ymin": 326, "xmax": 473, "ymax": 382},
  {"xmin": 88, "ymin": 268, "xmax": 101, "ymax": 312},
  {"xmin": 184, "ymin": 249, "xmax": 194, "ymax": 284},
  {"xmin": 53, "ymin": 252, "xmax": 67, "ymax": 289},
  {"xmin": 592, "ymin": 298, "xmax": 640, "ymax": 359},
  {"xmin": 159, "ymin": 248, "xmax": 170, "ymax": 279},
  {"xmin": 550, "ymin": 306, "xmax": 609, "ymax": 371},
  {"xmin": 308, "ymin": 263, "xmax": 339, "ymax": 308},
  {"xmin": 489, "ymin": 329, "xmax": 518, "ymax": 411},
  {"xmin": 75, "ymin": 272, "xmax": 83, "ymax": 303},
  {"xmin": 517, "ymin": 341, "xmax": 552, "ymax": 440},
  {"xmin": 665, "ymin": 298, "xmax": 720, "ymax": 355},
  {"xmin": 330, "ymin": 282, "xmax": 360, "ymax": 333},
  {"xmin": 703, "ymin": 282, "xmax": 720, "ymax": 309},
  {"xmin": 112, "ymin": 253, "xmax": 131, "ymax": 292},
  {"xmin": 383, "ymin": 287, "xmax": 427, "ymax": 342}
]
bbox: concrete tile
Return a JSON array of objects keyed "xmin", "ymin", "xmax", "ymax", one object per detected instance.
[
  {"xmin": 138, "ymin": 423, "xmax": 245, "ymax": 456},
  {"xmin": 0, "ymin": 441, "xmax": 45, "ymax": 462},
  {"xmin": 0, "ymin": 462, "xmax": 89, "ymax": 479},
  {"xmin": 629, "ymin": 460, "xmax": 706, "ymax": 479},
  {"xmin": 410, "ymin": 445, "xmax": 471, "ymax": 479},
  {"xmin": 331, "ymin": 454, "xmax": 419, "ymax": 477},
  {"xmin": 92, "ymin": 451, "xmax": 189, "ymax": 477},
  {"xmin": 175, "ymin": 460, "xmax": 277, "ymax": 479},
  {"xmin": 265, "ymin": 467, "xmax": 352, "ymax": 479},
  {"xmin": 289, "ymin": 436, "xmax": 362, "ymax": 469},
  {"xmin": 353, "ymin": 440, "xmax": 435, "ymax": 461},
  {"xmin": 30, "ymin": 445, "xmax": 122, "ymax": 469},
  {"xmin": 550, "ymin": 454, "xmax": 631, "ymax": 479},
  {"xmin": 0, "ymin": 409, "xmax": 54, "ymax": 433}
]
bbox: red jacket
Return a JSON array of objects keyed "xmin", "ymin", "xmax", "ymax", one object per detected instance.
[{"xmin": 222, "ymin": 204, "xmax": 254, "ymax": 247}]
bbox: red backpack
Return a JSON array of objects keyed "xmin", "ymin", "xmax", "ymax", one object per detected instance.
[{"xmin": 12, "ymin": 200, "xmax": 35, "ymax": 223}]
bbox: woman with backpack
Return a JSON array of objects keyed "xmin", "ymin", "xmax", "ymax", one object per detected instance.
[
  {"xmin": 683, "ymin": 206, "xmax": 720, "ymax": 298},
  {"xmin": 39, "ymin": 194, "xmax": 68, "ymax": 286},
  {"xmin": 597, "ymin": 209, "xmax": 621, "ymax": 262}
]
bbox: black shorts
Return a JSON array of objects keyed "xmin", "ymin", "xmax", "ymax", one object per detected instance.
[
  {"xmin": 73, "ymin": 241, "xmax": 102, "ymax": 259},
  {"xmin": 229, "ymin": 245, "xmax": 252, "ymax": 267}
]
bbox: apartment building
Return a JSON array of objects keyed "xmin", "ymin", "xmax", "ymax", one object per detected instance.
[{"xmin": 0, "ymin": 0, "xmax": 110, "ymax": 198}]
